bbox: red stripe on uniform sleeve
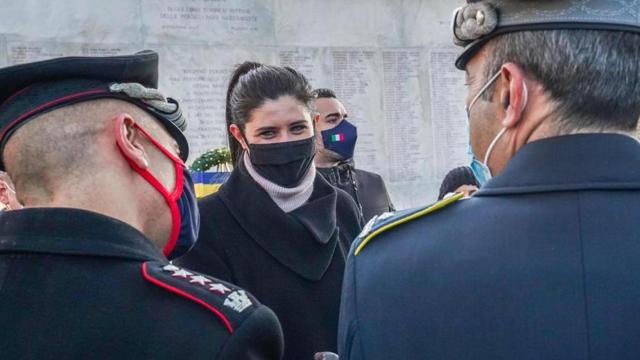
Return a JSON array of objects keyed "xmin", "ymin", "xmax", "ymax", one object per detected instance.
[{"xmin": 141, "ymin": 262, "xmax": 234, "ymax": 333}]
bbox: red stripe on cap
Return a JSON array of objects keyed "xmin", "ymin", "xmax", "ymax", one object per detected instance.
[
  {"xmin": 0, "ymin": 88, "xmax": 107, "ymax": 142},
  {"xmin": 141, "ymin": 262, "xmax": 234, "ymax": 333},
  {"xmin": 0, "ymin": 85, "xmax": 34, "ymax": 109}
]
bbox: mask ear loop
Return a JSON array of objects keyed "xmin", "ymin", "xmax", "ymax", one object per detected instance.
[
  {"xmin": 114, "ymin": 116, "xmax": 185, "ymax": 257},
  {"xmin": 468, "ymin": 70, "xmax": 502, "ymax": 112},
  {"xmin": 483, "ymin": 80, "xmax": 529, "ymax": 167},
  {"xmin": 483, "ymin": 127, "xmax": 507, "ymax": 166}
]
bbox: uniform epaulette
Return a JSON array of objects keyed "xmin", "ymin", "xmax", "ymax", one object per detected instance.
[
  {"xmin": 142, "ymin": 261, "xmax": 258, "ymax": 334},
  {"xmin": 354, "ymin": 192, "xmax": 464, "ymax": 255}
]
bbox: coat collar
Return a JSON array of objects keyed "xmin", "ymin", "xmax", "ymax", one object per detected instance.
[
  {"xmin": 218, "ymin": 162, "xmax": 339, "ymax": 281},
  {"xmin": 475, "ymin": 134, "xmax": 640, "ymax": 196},
  {"xmin": 0, "ymin": 208, "xmax": 166, "ymax": 262},
  {"xmin": 317, "ymin": 159, "xmax": 356, "ymax": 187}
]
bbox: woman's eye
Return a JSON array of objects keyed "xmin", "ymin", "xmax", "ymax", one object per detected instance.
[{"xmin": 259, "ymin": 130, "xmax": 276, "ymax": 138}]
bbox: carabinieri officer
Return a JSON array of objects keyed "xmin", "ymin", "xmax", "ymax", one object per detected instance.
[{"xmin": 0, "ymin": 51, "xmax": 283, "ymax": 359}]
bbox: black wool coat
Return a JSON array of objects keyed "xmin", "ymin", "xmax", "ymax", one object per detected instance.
[
  {"xmin": 177, "ymin": 162, "xmax": 363, "ymax": 360},
  {"xmin": 0, "ymin": 208, "xmax": 284, "ymax": 360}
]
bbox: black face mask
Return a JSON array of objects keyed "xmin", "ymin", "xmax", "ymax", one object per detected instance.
[{"xmin": 248, "ymin": 137, "xmax": 316, "ymax": 188}]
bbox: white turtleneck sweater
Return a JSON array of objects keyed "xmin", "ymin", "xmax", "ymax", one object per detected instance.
[{"xmin": 243, "ymin": 152, "xmax": 316, "ymax": 213}]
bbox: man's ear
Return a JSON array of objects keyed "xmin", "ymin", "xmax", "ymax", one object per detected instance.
[
  {"xmin": 114, "ymin": 113, "xmax": 149, "ymax": 169},
  {"xmin": 499, "ymin": 63, "xmax": 528, "ymax": 129},
  {"xmin": 229, "ymin": 124, "xmax": 248, "ymax": 151},
  {"xmin": 313, "ymin": 119, "xmax": 325, "ymax": 147}
]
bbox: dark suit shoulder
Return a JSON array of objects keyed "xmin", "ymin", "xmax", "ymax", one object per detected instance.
[
  {"xmin": 354, "ymin": 168, "xmax": 385, "ymax": 185},
  {"xmin": 353, "ymin": 169, "xmax": 390, "ymax": 198}
]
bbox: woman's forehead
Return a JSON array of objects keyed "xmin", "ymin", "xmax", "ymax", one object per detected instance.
[{"xmin": 248, "ymin": 96, "xmax": 311, "ymax": 126}]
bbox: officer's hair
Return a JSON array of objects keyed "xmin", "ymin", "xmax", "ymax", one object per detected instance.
[
  {"xmin": 225, "ymin": 61, "xmax": 315, "ymax": 164},
  {"xmin": 313, "ymin": 88, "xmax": 337, "ymax": 99},
  {"xmin": 4, "ymin": 99, "xmax": 163, "ymax": 204},
  {"xmin": 483, "ymin": 29, "xmax": 640, "ymax": 132}
]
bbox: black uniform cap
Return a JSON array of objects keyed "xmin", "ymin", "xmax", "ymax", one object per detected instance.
[
  {"xmin": 452, "ymin": 0, "xmax": 640, "ymax": 70},
  {"xmin": 0, "ymin": 50, "xmax": 189, "ymax": 170}
]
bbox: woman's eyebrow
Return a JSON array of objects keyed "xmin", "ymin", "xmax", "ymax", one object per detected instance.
[{"xmin": 254, "ymin": 126, "xmax": 278, "ymax": 132}]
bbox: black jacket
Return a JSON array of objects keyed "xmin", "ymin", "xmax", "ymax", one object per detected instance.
[
  {"xmin": 0, "ymin": 208, "xmax": 283, "ymax": 360},
  {"xmin": 340, "ymin": 134, "xmax": 640, "ymax": 360},
  {"xmin": 317, "ymin": 160, "xmax": 394, "ymax": 223},
  {"xmin": 177, "ymin": 162, "xmax": 363, "ymax": 360}
]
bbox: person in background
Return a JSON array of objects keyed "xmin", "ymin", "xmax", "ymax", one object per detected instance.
[
  {"xmin": 338, "ymin": 0, "xmax": 640, "ymax": 359},
  {"xmin": 0, "ymin": 171, "xmax": 21, "ymax": 211},
  {"xmin": 437, "ymin": 166, "xmax": 479, "ymax": 200},
  {"xmin": 313, "ymin": 88, "xmax": 394, "ymax": 222},
  {"xmin": 177, "ymin": 63, "xmax": 362, "ymax": 360},
  {"xmin": 0, "ymin": 51, "xmax": 283, "ymax": 359}
]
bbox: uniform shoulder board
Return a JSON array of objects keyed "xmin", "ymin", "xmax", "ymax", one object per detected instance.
[
  {"xmin": 354, "ymin": 192, "xmax": 464, "ymax": 256},
  {"xmin": 142, "ymin": 261, "xmax": 257, "ymax": 334}
]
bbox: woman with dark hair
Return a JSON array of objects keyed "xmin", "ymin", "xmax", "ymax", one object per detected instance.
[{"xmin": 177, "ymin": 62, "xmax": 363, "ymax": 359}]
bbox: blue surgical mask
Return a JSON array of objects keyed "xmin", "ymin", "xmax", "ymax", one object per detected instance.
[
  {"xmin": 321, "ymin": 119, "xmax": 358, "ymax": 160},
  {"xmin": 467, "ymin": 127, "xmax": 507, "ymax": 186},
  {"xmin": 468, "ymin": 148, "xmax": 492, "ymax": 186},
  {"xmin": 171, "ymin": 168, "xmax": 200, "ymax": 260}
]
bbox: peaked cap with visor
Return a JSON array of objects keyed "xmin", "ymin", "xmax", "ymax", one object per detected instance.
[
  {"xmin": 453, "ymin": 0, "xmax": 640, "ymax": 70},
  {"xmin": 0, "ymin": 50, "xmax": 189, "ymax": 170}
]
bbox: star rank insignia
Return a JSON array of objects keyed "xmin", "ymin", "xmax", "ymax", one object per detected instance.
[
  {"xmin": 150, "ymin": 263, "xmax": 250, "ymax": 314},
  {"xmin": 162, "ymin": 264, "xmax": 180, "ymax": 272},
  {"xmin": 224, "ymin": 290, "xmax": 252, "ymax": 313},
  {"xmin": 209, "ymin": 283, "xmax": 231, "ymax": 295},
  {"xmin": 171, "ymin": 269, "xmax": 193, "ymax": 278},
  {"xmin": 142, "ymin": 262, "xmax": 247, "ymax": 334},
  {"xmin": 189, "ymin": 275, "xmax": 211, "ymax": 286}
]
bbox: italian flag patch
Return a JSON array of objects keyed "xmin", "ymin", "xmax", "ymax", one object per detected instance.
[{"xmin": 331, "ymin": 134, "xmax": 345, "ymax": 142}]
